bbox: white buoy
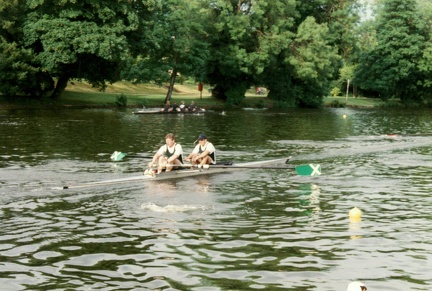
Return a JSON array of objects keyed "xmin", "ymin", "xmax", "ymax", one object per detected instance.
[{"xmin": 347, "ymin": 281, "xmax": 367, "ymax": 291}]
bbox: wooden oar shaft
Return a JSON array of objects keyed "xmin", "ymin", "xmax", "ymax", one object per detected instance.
[
  {"xmin": 202, "ymin": 164, "xmax": 295, "ymax": 170},
  {"xmin": 154, "ymin": 160, "xmax": 320, "ymax": 173},
  {"xmin": 178, "ymin": 163, "xmax": 321, "ymax": 176},
  {"xmin": 153, "ymin": 164, "xmax": 295, "ymax": 170},
  {"xmin": 158, "ymin": 163, "xmax": 295, "ymax": 170},
  {"xmin": 126, "ymin": 155, "xmax": 152, "ymax": 159},
  {"xmin": 111, "ymin": 151, "xmax": 153, "ymax": 161}
]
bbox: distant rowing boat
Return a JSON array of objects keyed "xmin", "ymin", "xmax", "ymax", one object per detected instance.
[
  {"xmin": 133, "ymin": 108, "xmax": 207, "ymax": 114},
  {"xmin": 61, "ymin": 157, "xmax": 321, "ymax": 190}
]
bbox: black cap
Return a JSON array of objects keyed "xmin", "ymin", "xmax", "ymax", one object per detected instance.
[{"xmin": 198, "ymin": 133, "xmax": 207, "ymax": 140}]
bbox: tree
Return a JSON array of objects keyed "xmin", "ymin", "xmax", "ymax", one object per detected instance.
[
  {"xmin": 264, "ymin": 17, "xmax": 339, "ymax": 107},
  {"xmin": 296, "ymin": 0, "xmax": 361, "ymax": 60},
  {"xmin": 0, "ymin": 0, "xmax": 24, "ymax": 42},
  {"xmin": 354, "ymin": 0, "xmax": 428, "ymax": 102},
  {"xmin": 204, "ymin": 1, "xmax": 346, "ymax": 107},
  {"xmin": 204, "ymin": 0, "xmax": 296, "ymax": 104},
  {"xmin": 0, "ymin": 37, "xmax": 53, "ymax": 97},
  {"xmin": 0, "ymin": 0, "xmax": 53, "ymax": 98},
  {"xmin": 0, "ymin": 0, "xmax": 156, "ymax": 99},
  {"xmin": 121, "ymin": 0, "xmax": 210, "ymax": 103},
  {"xmin": 416, "ymin": 0, "xmax": 432, "ymax": 93},
  {"xmin": 294, "ymin": 0, "xmax": 362, "ymax": 103}
]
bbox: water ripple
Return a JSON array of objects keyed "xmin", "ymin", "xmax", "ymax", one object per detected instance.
[{"xmin": 2, "ymin": 109, "xmax": 432, "ymax": 290}]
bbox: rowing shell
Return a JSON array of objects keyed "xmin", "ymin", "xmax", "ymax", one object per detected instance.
[
  {"xmin": 133, "ymin": 108, "xmax": 206, "ymax": 114},
  {"xmin": 61, "ymin": 157, "xmax": 320, "ymax": 190}
]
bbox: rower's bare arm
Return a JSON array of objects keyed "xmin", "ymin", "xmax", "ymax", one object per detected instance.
[
  {"xmin": 149, "ymin": 153, "xmax": 160, "ymax": 166},
  {"xmin": 199, "ymin": 150, "xmax": 210, "ymax": 159},
  {"xmin": 167, "ymin": 154, "xmax": 179, "ymax": 163}
]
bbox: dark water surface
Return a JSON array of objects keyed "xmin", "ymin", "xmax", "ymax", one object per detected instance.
[{"xmin": 1, "ymin": 107, "xmax": 432, "ymax": 290}]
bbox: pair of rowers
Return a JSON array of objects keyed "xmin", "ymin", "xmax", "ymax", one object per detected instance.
[{"xmin": 146, "ymin": 133, "xmax": 216, "ymax": 175}]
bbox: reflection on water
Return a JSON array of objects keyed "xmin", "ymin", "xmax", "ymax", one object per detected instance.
[{"xmin": 1, "ymin": 108, "xmax": 432, "ymax": 290}]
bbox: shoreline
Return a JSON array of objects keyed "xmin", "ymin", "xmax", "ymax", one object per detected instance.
[{"xmin": 0, "ymin": 80, "xmax": 396, "ymax": 109}]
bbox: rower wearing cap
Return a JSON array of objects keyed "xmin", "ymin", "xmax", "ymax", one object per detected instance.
[{"xmin": 186, "ymin": 133, "xmax": 216, "ymax": 166}]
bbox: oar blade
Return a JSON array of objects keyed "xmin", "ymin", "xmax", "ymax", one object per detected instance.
[
  {"xmin": 295, "ymin": 164, "xmax": 321, "ymax": 176},
  {"xmin": 110, "ymin": 151, "xmax": 127, "ymax": 161}
]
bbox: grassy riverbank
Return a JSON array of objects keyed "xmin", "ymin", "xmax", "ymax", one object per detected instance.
[{"xmin": 0, "ymin": 81, "xmax": 395, "ymax": 109}]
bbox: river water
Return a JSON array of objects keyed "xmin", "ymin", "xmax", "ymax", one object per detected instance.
[{"xmin": 1, "ymin": 107, "xmax": 432, "ymax": 290}]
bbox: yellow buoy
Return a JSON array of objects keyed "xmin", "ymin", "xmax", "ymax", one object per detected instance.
[
  {"xmin": 349, "ymin": 207, "xmax": 362, "ymax": 220},
  {"xmin": 342, "ymin": 114, "xmax": 347, "ymax": 119}
]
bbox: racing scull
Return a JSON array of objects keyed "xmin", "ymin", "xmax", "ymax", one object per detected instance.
[{"xmin": 61, "ymin": 157, "xmax": 320, "ymax": 190}]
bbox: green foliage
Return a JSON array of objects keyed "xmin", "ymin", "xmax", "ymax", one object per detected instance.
[
  {"xmin": 204, "ymin": 0, "xmax": 296, "ymax": 101},
  {"xmin": 122, "ymin": 0, "xmax": 209, "ymax": 103},
  {"xmin": 225, "ymin": 84, "xmax": 248, "ymax": 106},
  {"xmin": 354, "ymin": 0, "xmax": 430, "ymax": 103},
  {"xmin": 137, "ymin": 98, "xmax": 148, "ymax": 108},
  {"xmin": 264, "ymin": 60, "xmax": 298, "ymax": 107},
  {"xmin": 339, "ymin": 64, "xmax": 355, "ymax": 83},
  {"xmin": 418, "ymin": 43, "xmax": 432, "ymax": 88},
  {"xmin": 296, "ymin": 0, "xmax": 361, "ymax": 64},
  {"xmin": 6, "ymin": 0, "xmax": 432, "ymax": 108},
  {"xmin": 255, "ymin": 99, "xmax": 265, "ymax": 109},
  {"xmin": 0, "ymin": 37, "xmax": 53, "ymax": 98},
  {"xmin": 331, "ymin": 87, "xmax": 341, "ymax": 97},
  {"xmin": 288, "ymin": 17, "xmax": 339, "ymax": 81},
  {"xmin": 115, "ymin": 93, "xmax": 128, "ymax": 108},
  {"xmin": 328, "ymin": 100, "xmax": 345, "ymax": 108},
  {"xmin": 272, "ymin": 100, "xmax": 295, "ymax": 109},
  {"xmin": 0, "ymin": 0, "xmax": 157, "ymax": 99},
  {"xmin": 265, "ymin": 17, "xmax": 339, "ymax": 108}
]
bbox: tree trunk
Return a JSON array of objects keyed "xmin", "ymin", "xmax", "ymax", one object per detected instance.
[
  {"xmin": 50, "ymin": 74, "xmax": 70, "ymax": 99},
  {"xmin": 164, "ymin": 68, "xmax": 177, "ymax": 103}
]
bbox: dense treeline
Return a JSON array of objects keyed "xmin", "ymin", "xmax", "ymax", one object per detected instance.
[
  {"xmin": 0, "ymin": 0, "xmax": 431, "ymax": 107},
  {"xmin": 354, "ymin": 0, "xmax": 432, "ymax": 105}
]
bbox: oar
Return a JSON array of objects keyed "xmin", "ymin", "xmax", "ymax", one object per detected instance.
[
  {"xmin": 110, "ymin": 151, "xmax": 152, "ymax": 161},
  {"xmin": 160, "ymin": 163, "xmax": 321, "ymax": 176},
  {"xmin": 202, "ymin": 163, "xmax": 321, "ymax": 176},
  {"xmin": 62, "ymin": 162, "xmax": 320, "ymax": 189},
  {"xmin": 110, "ymin": 151, "xmax": 127, "ymax": 161},
  {"xmin": 293, "ymin": 164, "xmax": 321, "ymax": 176}
]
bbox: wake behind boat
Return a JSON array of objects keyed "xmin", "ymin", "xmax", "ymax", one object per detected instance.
[{"xmin": 61, "ymin": 157, "xmax": 321, "ymax": 190}]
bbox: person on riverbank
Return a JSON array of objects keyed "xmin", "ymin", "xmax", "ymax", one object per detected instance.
[
  {"xmin": 186, "ymin": 133, "xmax": 216, "ymax": 166},
  {"xmin": 147, "ymin": 133, "xmax": 183, "ymax": 174}
]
